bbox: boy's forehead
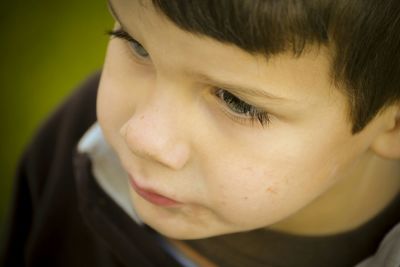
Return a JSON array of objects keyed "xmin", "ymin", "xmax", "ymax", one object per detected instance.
[
  {"xmin": 109, "ymin": 0, "xmax": 176, "ymax": 37},
  {"xmin": 109, "ymin": 0, "xmax": 159, "ymax": 20}
]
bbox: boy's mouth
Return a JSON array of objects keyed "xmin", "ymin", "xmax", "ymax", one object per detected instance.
[{"xmin": 129, "ymin": 175, "xmax": 182, "ymax": 207}]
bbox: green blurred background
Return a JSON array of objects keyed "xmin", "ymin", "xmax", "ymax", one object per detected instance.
[{"xmin": 0, "ymin": 0, "xmax": 113, "ymax": 249}]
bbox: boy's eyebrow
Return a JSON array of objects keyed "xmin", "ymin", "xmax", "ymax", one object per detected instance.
[
  {"xmin": 107, "ymin": 0, "xmax": 289, "ymax": 103},
  {"xmin": 107, "ymin": 0, "xmax": 124, "ymax": 27},
  {"xmin": 199, "ymin": 75, "xmax": 289, "ymax": 102}
]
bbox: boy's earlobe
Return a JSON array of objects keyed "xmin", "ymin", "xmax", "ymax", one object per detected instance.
[{"xmin": 370, "ymin": 106, "xmax": 400, "ymax": 159}]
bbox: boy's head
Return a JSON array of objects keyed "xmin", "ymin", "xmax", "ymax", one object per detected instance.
[{"xmin": 97, "ymin": 0, "xmax": 400, "ymax": 239}]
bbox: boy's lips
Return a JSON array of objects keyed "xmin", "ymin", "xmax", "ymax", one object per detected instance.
[{"xmin": 128, "ymin": 175, "xmax": 182, "ymax": 207}]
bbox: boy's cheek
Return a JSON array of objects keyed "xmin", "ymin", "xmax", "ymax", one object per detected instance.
[
  {"xmin": 97, "ymin": 82, "xmax": 132, "ymax": 157},
  {"xmin": 201, "ymin": 158, "xmax": 314, "ymax": 226},
  {"xmin": 97, "ymin": 65, "xmax": 139, "ymax": 140}
]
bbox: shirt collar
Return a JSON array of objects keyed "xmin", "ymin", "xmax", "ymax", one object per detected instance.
[{"xmin": 77, "ymin": 122, "xmax": 143, "ymax": 225}]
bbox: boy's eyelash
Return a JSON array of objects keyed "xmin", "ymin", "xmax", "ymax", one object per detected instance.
[
  {"xmin": 106, "ymin": 29, "xmax": 149, "ymax": 58},
  {"xmin": 215, "ymin": 89, "xmax": 271, "ymax": 127},
  {"xmin": 107, "ymin": 28, "xmax": 134, "ymax": 42}
]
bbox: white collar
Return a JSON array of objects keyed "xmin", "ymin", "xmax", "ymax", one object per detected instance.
[{"xmin": 77, "ymin": 123, "xmax": 143, "ymax": 225}]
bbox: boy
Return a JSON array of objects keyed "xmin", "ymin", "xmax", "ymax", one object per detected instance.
[{"xmin": 2, "ymin": 0, "xmax": 400, "ymax": 266}]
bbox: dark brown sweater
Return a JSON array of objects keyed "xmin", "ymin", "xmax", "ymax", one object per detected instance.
[{"xmin": 0, "ymin": 72, "xmax": 180, "ymax": 267}]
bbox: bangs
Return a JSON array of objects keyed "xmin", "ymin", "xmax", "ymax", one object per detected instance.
[{"xmin": 151, "ymin": 0, "xmax": 330, "ymax": 56}]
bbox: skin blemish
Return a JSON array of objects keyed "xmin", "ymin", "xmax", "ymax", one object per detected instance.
[
  {"xmin": 219, "ymin": 200, "xmax": 227, "ymax": 206},
  {"xmin": 266, "ymin": 186, "xmax": 278, "ymax": 194}
]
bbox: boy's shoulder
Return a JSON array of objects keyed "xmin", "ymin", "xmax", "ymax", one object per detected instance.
[
  {"xmin": 32, "ymin": 71, "xmax": 101, "ymax": 150},
  {"xmin": 22, "ymin": 71, "xmax": 101, "ymax": 196},
  {"xmin": 1, "ymin": 72, "xmax": 101, "ymax": 266}
]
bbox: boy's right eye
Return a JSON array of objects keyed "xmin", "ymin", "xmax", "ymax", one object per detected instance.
[{"xmin": 107, "ymin": 29, "xmax": 150, "ymax": 59}]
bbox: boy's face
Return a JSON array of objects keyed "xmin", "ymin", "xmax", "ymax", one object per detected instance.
[{"xmin": 98, "ymin": 0, "xmax": 388, "ymax": 239}]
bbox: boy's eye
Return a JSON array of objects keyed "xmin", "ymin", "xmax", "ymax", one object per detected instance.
[
  {"xmin": 129, "ymin": 39, "xmax": 149, "ymax": 58},
  {"xmin": 107, "ymin": 29, "xmax": 150, "ymax": 58},
  {"xmin": 215, "ymin": 89, "xmax": 271, "ymax": 127}
]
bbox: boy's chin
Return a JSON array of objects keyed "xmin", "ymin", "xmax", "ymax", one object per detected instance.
[
  {"xmin": 143, "ymin": 219, "xmax": 226, "ymax": 240},
  {"xmin": 142, "ymin": 216, "xmax": 261, "ymax": 240},
  {"xmin": 129, "ymin": 190, "xmax": 269, "ymax": 240}
]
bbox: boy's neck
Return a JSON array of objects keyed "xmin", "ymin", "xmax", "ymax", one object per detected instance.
[{"xmin": 268, "ymin": 153, "xmax": 400, "ymax": 236}]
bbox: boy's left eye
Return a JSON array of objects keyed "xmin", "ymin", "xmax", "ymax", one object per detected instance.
[
  {"xmin": 107, "ymin": 29, "xmax": 149, "ymax": 58},
  {"xmin": 215, "ymin": 89, "xmax": 271, "ymax": 127}
]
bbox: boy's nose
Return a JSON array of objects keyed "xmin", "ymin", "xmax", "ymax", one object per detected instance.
[{"xmin": 119, "ymin": 100, "xmax": 191, "ymax": 171}]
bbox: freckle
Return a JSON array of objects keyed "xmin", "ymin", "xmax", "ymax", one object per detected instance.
[
  {"xmin": 140, "ymin": 115, "xmax": 145, "ymax": 120},
  {"xmin": 266, "ymin": 187, "xmax": 277, "ymax": 194},
  {"xmin": 243, "ymin": 196, "xmax": 248, "ymax": 200}
]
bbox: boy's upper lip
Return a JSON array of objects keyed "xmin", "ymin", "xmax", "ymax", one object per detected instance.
[
  {"xmin": 127, "ymin": 173, "xmax": 182, "ymax": 204},
  {"xmin": 120, "ymin": 158, "xmax": 184, "ymax": 203}
]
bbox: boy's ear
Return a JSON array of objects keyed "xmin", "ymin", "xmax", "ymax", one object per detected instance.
[{"xmin": 370, "ymin": 105, "xmax": 400, "ymax": 159}]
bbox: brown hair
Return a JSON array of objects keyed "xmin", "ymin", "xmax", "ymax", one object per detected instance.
[{"xmin": 151, "ymin": 0, "xmax": 400, "ymax": 133}]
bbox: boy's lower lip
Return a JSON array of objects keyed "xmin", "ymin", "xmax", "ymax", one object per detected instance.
[{"xmin": 129, "ymin": 176, "xmax": 181, "ymax": 207}]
